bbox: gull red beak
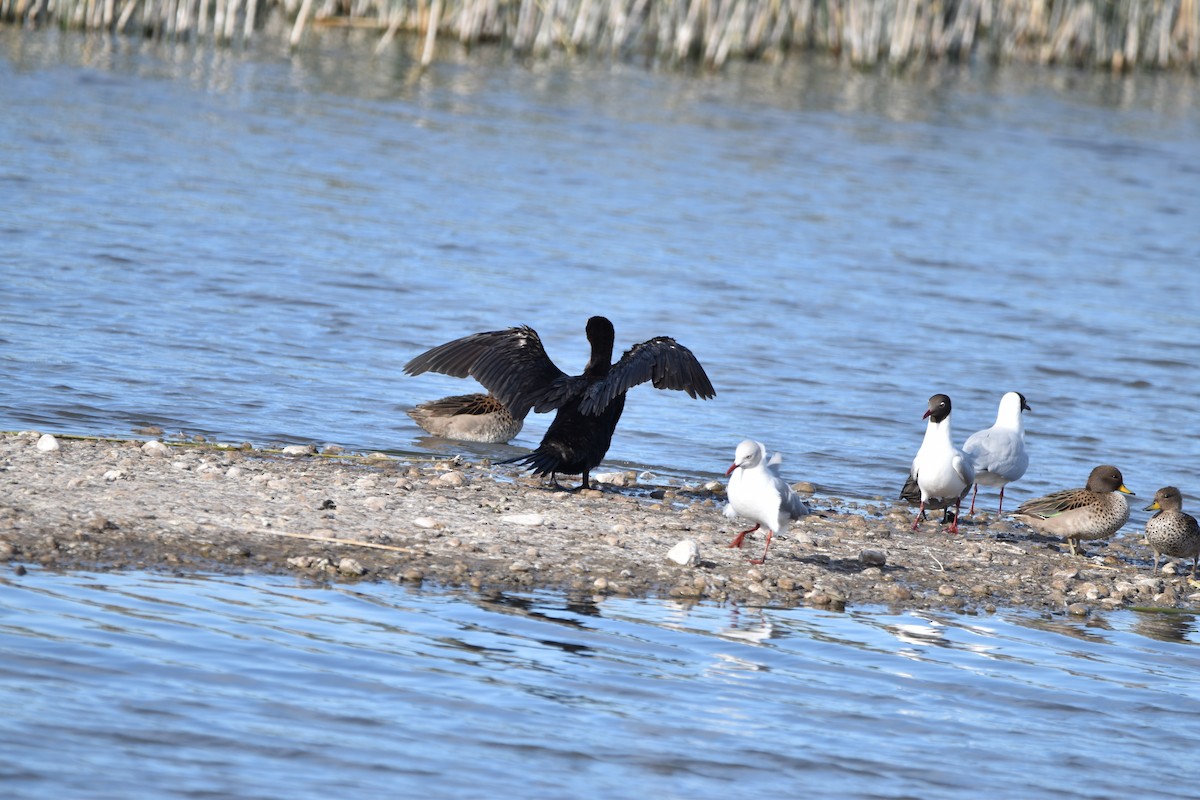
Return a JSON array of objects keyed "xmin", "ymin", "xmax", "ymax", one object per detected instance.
[
  {"xmin": 725, "ymin": 462, "xmax": 738, "ymax": 476},
  {"xmin": 922, "ymin": 409, "xmax": 933, "ymax": 420}
]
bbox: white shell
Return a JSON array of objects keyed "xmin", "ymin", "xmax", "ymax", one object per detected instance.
[{"xmin": 667, "ymin": 539, "xmax": 699, "ymax": 566}]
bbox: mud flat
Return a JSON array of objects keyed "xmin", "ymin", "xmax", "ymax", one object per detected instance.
[{"xmin": 2, "ymin": 431, "xmax": 1197, "ymax": 615}]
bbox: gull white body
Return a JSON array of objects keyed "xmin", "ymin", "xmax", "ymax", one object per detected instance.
[
  {"xmin": 725, "ymin": 440, "xmax": 810, "ymax": 563},
  {"xmin": 907, "ymin": 394, "xmax": 974, "ymax": 533},
  {"xmin": 963, "ymin": 392, "xmax": 1030, "ymax": 514}
]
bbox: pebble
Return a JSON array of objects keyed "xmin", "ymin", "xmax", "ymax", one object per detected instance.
[
  {"xmin": 103, "ymin": 470, "xmax": 124, "ymax": 482},
  {"xmin": 937, "ymin": 584, "xmax": 957, "ymax": 597},
  {"xmin": 226, "ymin": 466, "xmax": 243, "ymax": 478},
  {"xmin": 0, "ymin": 541, "xmax": 15, "ymax": 560},
  {"xmin": 401, "ymin": 568, "xmax": 424, "ymax": 583},
  {"xmin": 859, "ymin": 548, "xmax": 887, "ymax": 567},
  {"xmin": 501, "ymin": 513, "xmax": 544, "ymax": 526},
  {"xmin": 666, "ymin": 539, "xmax": 699, "ymax": 566},
  {"xmin": 413, "ymin": 517, "xmax": 440, "ymax": 529},
  {"xmin": 141, "ymin": 440, "xmax": 169, "ymax": 458},
  {"xmin": 338, "ymin": 558, "xmax": 366, "ymax": 576},
  {"xmin": 592, "ymin": 471, "xmax": 629, "ymax": 487},
  {"xmin": 1067, "ymin": 602, "xmax": 1090, "ymax": 616},
  {"xmin": 437, "ymin": 471, "xmax": 466, "ymax": 487},
  {"xmin": 282, "ymin": 444, "xmax": 316, "ymax": 456},
  {"xmin": 362, "ymin": 496, "xmax": 388, "ymax": 511},
  {"xmin": 36, "ymin": 434, "xmax": 59, "ymax": 452}
]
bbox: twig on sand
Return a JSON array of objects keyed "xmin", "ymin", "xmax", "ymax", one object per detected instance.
[{"xmin": 250, "ymin": 528, "xmax": 416, "ymax": 553}]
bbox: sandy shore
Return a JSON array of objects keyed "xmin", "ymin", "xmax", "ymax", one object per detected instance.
[{"xmin": 3, "ymin": 431, "xmax": 1198, "ymax": 614}]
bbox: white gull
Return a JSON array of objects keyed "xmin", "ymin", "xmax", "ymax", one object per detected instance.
[
  {"xmin": 962, "ymin": 391, "xmax": 1030, "ymax": 515},
  {"xmin": 724, "ymin": 439, "xmax": 811, "ymax": 564},
  {"xmin": 901, "ymin": 394, "xmax": 975, "ymax": 533}
]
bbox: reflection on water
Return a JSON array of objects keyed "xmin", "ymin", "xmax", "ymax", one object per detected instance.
[{"xmin": 1, "ymin": 570, "xmax": 1198, "ymax": 799}]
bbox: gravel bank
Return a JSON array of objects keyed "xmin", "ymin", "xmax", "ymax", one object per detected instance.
[{"xmin": 3, "ymin": 432, "xmax": 1198, "ymax": 615}]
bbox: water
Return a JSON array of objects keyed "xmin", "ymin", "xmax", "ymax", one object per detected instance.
[
  {"xmin": 0, "ymin": 569, "xmax": 1197, "ymax": 799},
  {"xmin": 3, "ymin": 28, "xmax": 1200, "ymax": 798},
  {"xmin": 2, "ymin": 29, "xmax": 1199, "ymax": 504}
]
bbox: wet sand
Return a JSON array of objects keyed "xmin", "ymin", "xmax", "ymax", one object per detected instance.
[{"xmin": 3, "ymin": 431, "xmax": 1197, "ymax": 614}]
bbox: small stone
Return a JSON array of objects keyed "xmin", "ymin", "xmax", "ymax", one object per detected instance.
[
  {"xmin": 703, "ymin": 481, "xmax": 724, "ymax": 493},
  {"xmin": 363, "ymin": 496, "xmax": 387, "ymax": 512},
  {"xmin": 667, "ymin": 539, "xmax": 699, "ymax": 566},
  {"xmin": 322, "ymin": 444, "xmax": 345, "ymax": 455},
  {"xmin": 938, "ymin": 584, "xmax": 957, "ymax": 597},
  {"xmin": 593, "ymin": 471, "xmax": 628, "ymax": 487},
  {"xmin": 859, "ymin": 548, "xmax": 887, "ymax": 567},
  {"xmin": 413, "ymin": 517, "xmax": 440, "ymax": 529},
  {"xmin": 402, "ymin": 568, "xmax": 424, "ymax": 583},
  {"xmin": 338, "ymin": 558, "xmax": 366, "ymax": 576},
  {"xmin": 509, "ymin": 561, "xmax": 531, "ymax": 573},
  {"xmin": 282, "ymin": 444, "xmax": 315, "ymax": 456},
  {"xmin": 887, "ymin": 585, "xmax": 912, "ymax": 602},
  {"xmin": 593, "ymin": 577, "xmax": 609, "ymax": 591},
  {"xmin": 501, "ymin": 513, "xmax": 544, "ymax": 526},
  {"xmin": 141, "ymin": 440, "xmax": 169, "ymax": 458},
  {"xmin": 437, "ymin": 471, "xmax": 465, "ymax": 487},
  {"xmin": 1067, "ymin": 603, "xmax": 1090, "ymax": 616},
  {"xmin": 793, "ymin": 481, "xmax": 816, "ymax": 493},
  {"xmin": 0, "ymin": 541, "xmax": 15, "ymax": 560},
  {"xmin": 84, "ymin": 512, "xmax": 111, "ymax": 531},
  {"xmin": 36, "ymin": 434, "xmax": 59, "ymax": 452},
  {"xmin": 102, "ymin": 470, "xmax": 124, "ymax": 482},
  {"xmin": 287, "ymin": 556, "xmax": 316, "ymax": 569},
  {"xmin": 225, "ymin": 466, "xmax": 243, "ymax": 478}
]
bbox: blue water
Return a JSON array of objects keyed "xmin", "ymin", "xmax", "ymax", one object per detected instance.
[
  {"xmin": 1, "ymin": 569, "xmax": 1199, "ymax": 799},
  {"xmin": 3, "ymin": 27, "xmax": 1200, "ymax": 799},
  {"xmin": 2, "ymin": 29, "xmax": 1199, "ymax": 505}
]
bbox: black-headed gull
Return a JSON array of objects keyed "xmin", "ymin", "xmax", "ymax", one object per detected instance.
[
  {"xmin": 405, "ymin": 316, "xmax": 715, "ymax": 490},
  {"xmin": 962, "ymin": 391, "xmax": 1030, "ymax": 515},
  {"xmin": 724, "ymin": 439, "xmax": 811, "ymax": 564},
  {"xmin": 900, "ymin": 394, "xmax": 975, "ymax": 533}
]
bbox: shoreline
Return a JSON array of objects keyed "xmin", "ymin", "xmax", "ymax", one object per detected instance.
[{"xmin": 3, "ymin": 431, "xmax": 1198, "ymax": 615}]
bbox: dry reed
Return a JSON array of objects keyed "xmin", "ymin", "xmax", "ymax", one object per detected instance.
[{"xmin": 2, "ymin": 0, "xmax": 1197, "ymax": 70}]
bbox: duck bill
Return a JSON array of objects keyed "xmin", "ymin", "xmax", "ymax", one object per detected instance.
[
  {"xmin": 1143, "ymin": 500, "xmax": 1160, "ymax": 511},
  {"xmin": 1118, "ymin": 484, "xmax": 1135, "ymax": 496}
]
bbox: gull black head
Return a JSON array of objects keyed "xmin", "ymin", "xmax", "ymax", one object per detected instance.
[
  {"xmin": 1016, "ymin": 392, "xmax": 1031, "ymax": 413},
  {"xmin": 923, "ymin": 394, "xmax": 952, "ymax": 423}
]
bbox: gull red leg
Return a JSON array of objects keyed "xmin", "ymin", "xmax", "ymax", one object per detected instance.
[
  {"xmin": 949, "ymin": 498, "xmax": 962, "ymax": 533},
  {"xmin": 968, "ymin": 484, "xmax": 979, "ymax": 515},
  {"xmin": 911, "ymin": 501, "xmax": 925, "ymax": 531},
  {"xmin": 750, "ymin": 529, "xmax": 774, "ymax": 565},
  {"xmin": 729, "ymin": 524, "xmax": 759, "ymax": 549},
  {"xmin": 997, "ymin": 486, "xmax": 1005, "ymax": 516}
]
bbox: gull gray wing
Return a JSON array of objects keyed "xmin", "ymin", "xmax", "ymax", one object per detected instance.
[
  {"xmin": 404, "ymin": 326, "xmax": 574, "ymax": 419},
  {"xmin": 579, "ymin": 336, "xmax": 716, "ymax": 415}
]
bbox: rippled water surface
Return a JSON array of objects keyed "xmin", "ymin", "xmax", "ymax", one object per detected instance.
[
  {"xmin": 2, "ymin": 569, "xmax": 1199, "ymax": 799},
  {"xmin": 2, "ymin": 28, "xmax": 1199, "ymax": 504}
]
